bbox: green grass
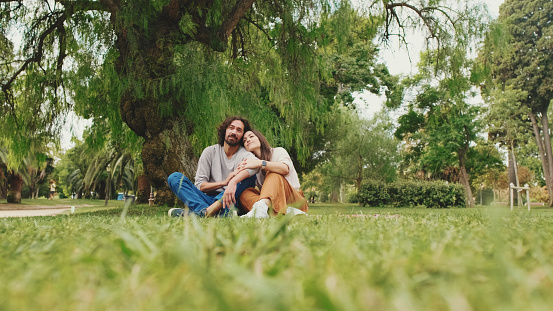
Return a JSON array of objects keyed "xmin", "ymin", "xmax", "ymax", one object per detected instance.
[{"xmin": 1, "ymin": 204, "xmax": 553, "ymax": 310}]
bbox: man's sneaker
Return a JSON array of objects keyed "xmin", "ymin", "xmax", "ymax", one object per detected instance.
[
  {"xmin": 194, "ymin": 208, "xmax": 207, "ymax": 217},
  {"xmin": 168, "ymin": 208, "xmax": 207, "ymax": 217},
  {"xmin": 241, "ymin": 201, "xmax": 269, "ymax": 218},
  {"xmin": 220, "ymin": 206, "xmax": 239, "ymax": 218},
  {"xmin": 168, "ymin": 208, "xmax": 186, "ymax": 217},
  {"xmin": 286, "ymin": 206, "xmax": 307, "ymax": 216}
]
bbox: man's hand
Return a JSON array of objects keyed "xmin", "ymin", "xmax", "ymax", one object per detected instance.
[
  {"xmin": 237, "ymin": 158, "xmax": 262, "ymax": 172},
  {"xmin": 223, "ymin": 181, "xmax": 237, "ymax": 208}
]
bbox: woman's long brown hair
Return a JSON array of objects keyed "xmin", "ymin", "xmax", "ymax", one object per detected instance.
[{"xmin": 250, "ymin": 129, "xmax": 273, "ymax": 161}]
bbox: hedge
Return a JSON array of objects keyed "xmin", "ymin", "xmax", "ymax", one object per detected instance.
[{"xmin": 357, "ymin": 180, "xmax": 467, "ymax": 208}]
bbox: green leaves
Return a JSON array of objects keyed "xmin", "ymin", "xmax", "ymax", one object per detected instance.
[
  {"xmin": 487, "ymin": 0, "xmax": 553, "ymax": 112},
  {"xmin": 179, "ymin": 12, "xmax": 198, "ymax": 37},
  {"xmin": 358, "ymin": 179, "xmax": 467, "ymax": 208}
]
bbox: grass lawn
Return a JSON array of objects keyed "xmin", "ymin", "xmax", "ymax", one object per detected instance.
[{"xmin": 1, "ymin": 202, "xmax": 552, "ymax": 310}]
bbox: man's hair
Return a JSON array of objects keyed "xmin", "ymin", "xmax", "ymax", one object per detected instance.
[
  {"xmin": 217, "ymin": 116, "xmax": 251, "ymax": 146},
  {"xmin": 249, "ymin": 129, "xmax": 273, "ymax": 161}
]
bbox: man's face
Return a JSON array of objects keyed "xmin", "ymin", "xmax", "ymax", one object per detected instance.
[{"xmin": 225, "ymin": 120, "xmax": 245, "ymax": 147}]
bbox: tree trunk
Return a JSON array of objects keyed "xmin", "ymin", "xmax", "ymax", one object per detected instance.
[
  {"xmin": 29, "ymin": 180, "xmax": 37, "ymax": 199},
  {"xmin": 458, "ymin": 148, "xmax": 474, "ymax": 208},
  {"xmin": 104, "ymin": 177, "xmax": 111, "ymax": 206},
  {"xmin": 7, "ymin": 173, "xmax": 23, "ymax": 204},
  {"xmin": 507, "ymin": 145, "xmax": 518, "ymax": 205},
  {"xmin": 0, "ymin": 163, "xmax": 7, "ymax": 199},
  {"xmin": 136, "ymin": 174, "xmax": 150, "ymax": 204},
  {"xmin": 96, "ymin": 180, "xmax": 106, "ymax": 200},
  {"xmin": 541, "ymin": 111, "xmax": 553, "ymax": 206},
  {"xmin": 141, "ymin": 125, "xmax": 198, "ymax": 206},
  {"xmin": 355, "ymin": 155, "xmax": 363, "ymax": 206},
  {"xmin": 0, "ymin": 184, "xmax": 6, "ymax": 199},
  {"xmin": 329, "ymin": 191, "xmax": 339, "ymax": 203},
  {"xmin": 114, "ymin": 11, "xmax": 200, "ymax": 206},
  {"xmin": 528, "ymin": 111, "xmax": 553, "ymax": 206}
]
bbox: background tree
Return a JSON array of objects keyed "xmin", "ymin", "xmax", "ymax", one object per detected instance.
[
  {"xmin": 0, "ymin": 158, "xmax": 6, "ymax": 199},
  {"xmin": 479, "ymin": 0, "xmax": 553, "ymax": 205},
  {"xmin": 481, "ymin": 87, "xmax": 533, "ymax": 204},
  {"xmin": 303, "ymin": 108, "xmax": 399, "ymax": 203},
  {"xmin": 394, "ymin": 40, "xmax": 488, "ymax": 207},
  {"xmin": 0, "ymin": 142, "xmax": 55, "ymax": 203},
  {"xmin": 56, "ymin": 124, "xmax": 141, "ymax": 202}
]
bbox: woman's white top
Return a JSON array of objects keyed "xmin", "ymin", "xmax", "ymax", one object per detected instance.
[{"xmin": 257, "ymin": 147, "xmax": 301, "ymax": 190}]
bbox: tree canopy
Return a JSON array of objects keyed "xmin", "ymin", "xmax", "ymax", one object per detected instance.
[
  {"xmin": 478, "ymin": 0, "xmax": 553, "ymax": 205},
  {"xmin": 1, "ymin": 0, "xmax": 488, "ymax": 205}
]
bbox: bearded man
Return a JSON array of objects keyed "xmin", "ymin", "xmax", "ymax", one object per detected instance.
[{"xmin": 167, "ymin": 116, "xmax": 258, "ymax": 217}]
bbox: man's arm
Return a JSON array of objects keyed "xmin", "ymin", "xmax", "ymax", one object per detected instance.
[
  {"xmin": 199, "ymin": 171, "xmax": 237, "ymax": 193},
  {"xmin": 195, "ymin": 146, "xmax": 232, "ymax": 193},
  {"xmin": 222, "ymin": 170, "xmax": 251, "ymax": 208},
  {"xmin": 194, "ymin": 147, "xmax": 212, "ymax": 190}
]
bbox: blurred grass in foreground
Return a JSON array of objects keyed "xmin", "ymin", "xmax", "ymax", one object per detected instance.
[{"xmin": 1, "ymin": 203, "xmax": 553, "ymax": 310}]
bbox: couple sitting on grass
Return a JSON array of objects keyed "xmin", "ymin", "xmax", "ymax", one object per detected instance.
[{"xmin": 167, "ymin": 116, "xmax": 308, "ymax": 218}]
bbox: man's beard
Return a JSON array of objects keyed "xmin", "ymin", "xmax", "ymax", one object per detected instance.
[{"xmin": 225, "ymin": 135, "xmax": 240, "ymax": 146}]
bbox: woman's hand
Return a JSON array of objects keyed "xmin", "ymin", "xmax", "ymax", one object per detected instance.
[
  {"xmin": 237, "ymin": 158, "xmax": 262, "ymax": 172},
  {"xmin": 223, "ymin": 170, "xmax": 238, "ymax": 185}
]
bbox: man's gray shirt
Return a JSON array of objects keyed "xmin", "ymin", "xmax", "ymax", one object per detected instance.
[{"xmin": 194, "ymin": 144, "xmax": 258, "ymax": 193}]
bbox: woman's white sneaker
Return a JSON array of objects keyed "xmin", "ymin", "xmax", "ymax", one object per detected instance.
[
  {"xmin": 286, "ymin": 207, "xmax": 307, "ymax": 216},
  {"xmin": 241, "ymin": 201, "xmax": 269, "ymax": 218}
]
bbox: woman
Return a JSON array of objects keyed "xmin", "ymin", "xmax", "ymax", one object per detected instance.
[{"xmin": 237, "ymin": 130, "xmax": 308, "ymax": 218}]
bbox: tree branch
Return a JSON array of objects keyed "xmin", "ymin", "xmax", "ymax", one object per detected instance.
[
  {"xmin": 195, "ymin": 0, "xmax": 256, "ymax": 52},
  {"xmin": 219, "ymin": 0, "xmax": 256, "ymax": 40},
  {"xmin": 54, "ymin": 0, "xmax": 110, "ymax": 12},
  {"xmin": 244, "ymin": 15, "xmax": 273, "ymax": 44},
  {"xmin": 2, "ymin": 12, "xmax": 66, "ymax": 92},
  {"xmin": 383, "ymin": 2, "xmax": 456, "ymax": 44}
]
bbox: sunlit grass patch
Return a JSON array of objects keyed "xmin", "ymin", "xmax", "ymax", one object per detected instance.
[{"xmin": 1, "ymin": 206, "xmax": 553, "ymax": 310}]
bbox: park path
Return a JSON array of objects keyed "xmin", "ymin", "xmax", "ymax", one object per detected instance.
[
  {"xmin": 0, "ymin": 208, "xmax": 71, "ymax": 217},
  {"xmin": 0, "ymin": 204, "xmax": 92, "ymax": 218}
]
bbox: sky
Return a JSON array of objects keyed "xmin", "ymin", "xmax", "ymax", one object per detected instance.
[
  {"xmin": 60, "ymin": 0, "xmax": 506, "ymax": 150},
  {"xmin": 353, "ymin": 0, "xmax": 505, "ymax": 119}
]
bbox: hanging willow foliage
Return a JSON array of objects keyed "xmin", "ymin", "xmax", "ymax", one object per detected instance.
[{"xmin": 1, "ymin": 0, "xmax": 479, "ymax": 204}]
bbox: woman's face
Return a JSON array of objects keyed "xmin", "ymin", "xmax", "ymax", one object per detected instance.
[{"xmin": 244, "ymin": 131, "xmax": 261, "ymax": 152}]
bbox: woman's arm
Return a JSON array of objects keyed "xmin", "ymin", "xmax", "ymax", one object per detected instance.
[{"xmin": 237, "ymin": 158, "xmax": 289, "ymax": 175}]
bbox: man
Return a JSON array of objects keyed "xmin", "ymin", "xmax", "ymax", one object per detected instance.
[{"xmin": 167, "ymin": 116, "xmax": 258, "ymax": 217}]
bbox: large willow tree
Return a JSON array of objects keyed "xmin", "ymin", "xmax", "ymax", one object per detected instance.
[{"xmin": 1, "ymin": 0, "xmax": 474, "ymax": 205}]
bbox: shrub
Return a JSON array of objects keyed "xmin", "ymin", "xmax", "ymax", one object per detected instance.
[
  {"xmin": 530, "ymin": 186, "xmax": 548, "ymax": 204},
  {"xmin": 358, "ymin": 180, "xmax": 466, "ymax": 208},
  {"xmin": 357, "ymin": 181, "xmax": 390, "ymax": 207}
]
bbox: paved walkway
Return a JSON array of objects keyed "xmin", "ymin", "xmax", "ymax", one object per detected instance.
[
  {"xmin": 0, "ymin": 208, "xmax": 71, "ymax": 218},
  {"xmin": 0, "ymin": 204, "xmax": 91, "ymax": 218}
]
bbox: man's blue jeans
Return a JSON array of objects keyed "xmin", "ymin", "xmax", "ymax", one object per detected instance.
[{"xmin": 167, "ymin": 172, "xmax": 257, "ymax": 216}]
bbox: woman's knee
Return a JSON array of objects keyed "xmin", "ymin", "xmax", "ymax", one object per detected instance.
[{"xmin": 264, "ymin": 172, "xmax": 285, "ymax": 184}]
